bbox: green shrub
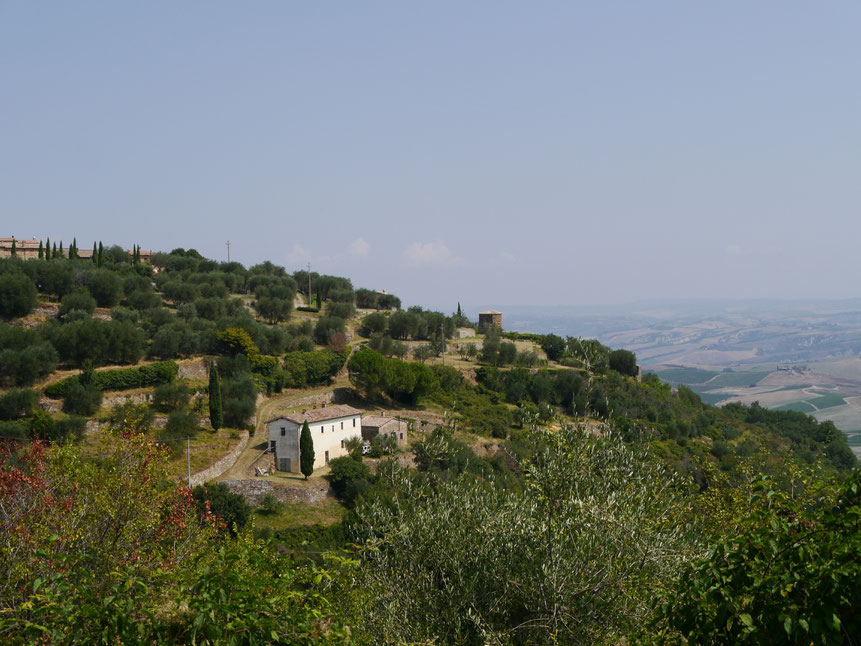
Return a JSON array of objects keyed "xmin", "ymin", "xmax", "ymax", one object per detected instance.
[
  {"xmin": 44, "ymin": 361, "xmax": 178, "ymax": 398},
  {"xmin": 325, "ymin": 456, "xmax": 373, "ymax": 507},
  {"xmin": 160, "ymin": 410, "xmax": 200, "ymax": 445},
  {"xmin": 0, "ymin": 273, "xmax": 37, "ymax": 319},
  {"xmin": 259, "ymin": 493, "xmax": 285, "ymax": 515},
  {"xmin": 62, "ymin": 382, "xmax": 103, "ymax": 416},
  {"xmin": 191, "ymin": 482, "xmax": 250, "ymax": 536},
  {"xmin": 152, "ymin": 382, "xmax": 191, "ymax": 413},
  {"xmin": 324, "ymin": 301, "xmax": 355, "ymax": 319},
  {"xmin": 0, "ymin": 388, "xmax": 39, "ymax": 420},
  {"xmin": 59, "ymin": 289, "xmax": 96, "ymax": 317},
  {"xmin": 282, "ymin": 350, "xmax": 346, "ymax": 388},
  {"xmin": 313, "ymin": 316, "xmax": 346, "ymax": 345}
]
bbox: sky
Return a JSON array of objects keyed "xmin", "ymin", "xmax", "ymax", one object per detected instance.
[{"xmin": 3, "ymin": 2, "xmax": 860, "ymax": 314}]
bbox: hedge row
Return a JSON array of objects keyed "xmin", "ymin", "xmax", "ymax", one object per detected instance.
[{"xmin": 44, "ymin": 361, "xmax": 179, "ymax": 398}]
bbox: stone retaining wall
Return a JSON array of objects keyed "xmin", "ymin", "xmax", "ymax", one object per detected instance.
[
  {"xmin": 221, "ymin": 478, "xmax": 333, "ymax": 506},
  {"xmin": 188, "ymin": 431, "xmax": 249, "ymax": 488}
]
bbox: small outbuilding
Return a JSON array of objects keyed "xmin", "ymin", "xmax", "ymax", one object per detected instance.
[
  {"xmin": 478, "ymin": 310, "xmax": 503, "ymax": 332},
  {"xmin": 361, "ymin": 413, "xmax": 408, "ymax": 447}
]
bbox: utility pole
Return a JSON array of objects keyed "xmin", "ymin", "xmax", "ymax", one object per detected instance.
[
  {"xmin": 440, "ymin": 323, "xmax": 445, "ymax": 366},
  {"xmin": 226, "ymin": 240, "xmax": 231, "ymax": 263},
  {"xmin": 187, "ymin": 437, "xmax": 191, "ymax": 487}
]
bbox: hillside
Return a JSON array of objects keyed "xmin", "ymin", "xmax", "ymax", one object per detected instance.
[{"xmin": 0, "ymin": 247, "xmax": 858, "ymax": 644}]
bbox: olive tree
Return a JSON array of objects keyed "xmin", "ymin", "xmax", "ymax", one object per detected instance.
[{"xmin": 345, "ymin": 424, "xmax": 700, "ymax": 644}]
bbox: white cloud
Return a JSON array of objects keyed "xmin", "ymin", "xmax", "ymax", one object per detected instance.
[
  {"xmin": 404, "ymin": 241, "xmax": 464, "ymax": 268},
  {"xmin": 287, "ymin": 243, "xmax": 312, "ymax": 266},
  {"xmin": 726, "ymin": 244, "xmax": 742, "ymax": 256},
  {"xmin": 349, "ymin": 236, "xmax": 370, "ymax": 258}
]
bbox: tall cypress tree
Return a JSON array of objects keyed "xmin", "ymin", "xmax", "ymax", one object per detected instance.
[
  {"xmin": 300, "ymin": 420, "xmax": 314, "ymax": 479},
  {"xmin": 10, "ymin": 239, "xmax": 16, "ymax": 257},
  {"xmin": 46, "ymin": 237, "xmax": 51, "ymax": 260},
  {"xmin": 91, "ymin": 241, "xmax": 97, "ymax": 264},
  {"xmin": 52, "ymin": 242, "xmax": 57, "ymax": 259},
  {"xmin": 208, "ymin": 362, "xmax": 223, "ymax": 431},
  {"xmin": 58, "ymin": 241, "xmax": 64, "ymax": 258},
  {"xmin": 70, "ymin": 238, "xmax": 77, "ymax": 259},
  {"xmin": 38, "ymin": 241, "xmax": 43, "ymax": 259},
  {"xmin": 97, "ymin": 242, "xmax": 104, "ymax": 268}
]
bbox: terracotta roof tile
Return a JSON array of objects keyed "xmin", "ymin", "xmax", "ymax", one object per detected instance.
[{"xmin": 268, "ymin": 404, "xmax": 362, "ymax": 425}]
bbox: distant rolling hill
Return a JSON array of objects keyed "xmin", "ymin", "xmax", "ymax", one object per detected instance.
[{"xmin": 496, "ymin": 299, "xmax": 861, "ymax": 456}]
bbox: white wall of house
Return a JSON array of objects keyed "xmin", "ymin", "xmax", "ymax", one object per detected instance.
[{"xmin": 267, "ymin": 413, "xmax": 362, "ymax": 473}]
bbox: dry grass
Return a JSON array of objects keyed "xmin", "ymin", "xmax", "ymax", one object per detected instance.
[{"xmin": 253, "ymin": 499, "xmax": 345, "ymax": 530}]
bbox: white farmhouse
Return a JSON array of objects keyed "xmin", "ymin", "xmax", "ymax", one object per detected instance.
[{"xmin": 266, "ymin": 404, "xmax": 362, "ymax": 473}]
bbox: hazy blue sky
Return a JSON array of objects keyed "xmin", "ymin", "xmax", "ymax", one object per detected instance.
[{"xmin": 3, "ymin": 2, "xmax": 859, "ymax": 313}]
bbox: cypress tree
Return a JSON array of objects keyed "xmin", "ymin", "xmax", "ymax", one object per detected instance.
[
  {"xmin": 70, "ymin": 238, "xmax": 77, "ymax": 259},
  {"xmin": 38, "ymin": 241, "xmax": 43, "ymax": 259},
  {"xmin": 10, "ymin": 239, "xmax": 16, "ymax": 257},
  {"xmin": 97, "ymin": 242, "xmax": 104, "ymax": 268},
  {"xmin": 92, "ymin": 241, "xmax": 97, "ymax": 264},
  {"xmin": 457, "ymin": 302, "xmax": 462, "ymax": 317},
  {"xmin": 300, "ymin": 420, "xmax": 314, "ymax": 479},
  {"xmin": 52, "ymin": 242, "xmax": 57, "ymax": 259},
  {"xmin": 46, "ymin": 237, "xmax": 51, "ymax": 259},
  {"xmin": 208, "ymin": 362, "xmax": 223, "ymax": 431}
]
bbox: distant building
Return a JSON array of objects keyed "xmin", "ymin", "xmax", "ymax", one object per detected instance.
[
  {"xmin": 0, "ymin": 237, "xmax": 151, "ymax": 262},
  {"xmin": 0, "ymin": 237, "xmax": 41, "ymax": 259},
  {"xmin": 478, "ymin": 310, "xmax": 503, "ymax": 332},
  {"xmin": 361, "ymin": 413, "xmax": 408, "ymax": 447},
  {"xmin": 266, "ymin": 404, "xmax": 362, "ymax": 473}
]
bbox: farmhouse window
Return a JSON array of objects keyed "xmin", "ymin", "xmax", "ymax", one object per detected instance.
[
  {"xmin": 353, "ymin": 418, "xmax": 356, "ymax": 427},
  {"xmin": 280, "ymin": 428, "xmax": 285, "ymax": 436},
  {"xmin": 340, "ymin": 421, "xmax": 344, "ymax": 429}
]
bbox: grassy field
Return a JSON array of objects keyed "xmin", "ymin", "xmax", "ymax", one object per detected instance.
[
  {"xmin": 650, "ymin": 368, "xmax": 719, "ymax": 385},
  {"xmin": 253, "ymin": 499, "xmax": 345, "ymax": 532},
  {"xmin": 774, "ymin": 401, "xmax": 817, "ymax": 413},
  {"xmin": 706, "ymin": 370, "xmax": 774, "ymax": 388},
  {"xmin": 808, "ymin": 393, "xmax": 847, "ymax": 410}
]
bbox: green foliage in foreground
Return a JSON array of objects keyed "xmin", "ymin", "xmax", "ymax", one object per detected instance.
[
  {"xmin": 344, "ymin": 425, "xmax": 700, "ymax": 644},
  {"xmin": 0, "ymin": 428, "xmax": 353, "ymax": 644},
  {"xmin": 644, "ymin": 471, "xmax": 860, "ymax": 645},
  {"xmin": 44, "ymin": 360, "xmax": 178, "ymax": 398}
]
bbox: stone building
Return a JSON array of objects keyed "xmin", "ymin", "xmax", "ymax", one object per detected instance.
[
  {"xmin": 361, "ymin": 413, "xmax": 408, "ymax": 447},
  {"xmin": 478, "ymin": 310, "xmax": 503, "ymax": 332},
  {"xmin": 0, "ymin": 237, "xmax": 151, "ymax": 262},
  {"xmin": 0, "ymin": 237, "xmax": 41, "ymax": 259},
  {"xmin": 266, "ymin": 404, "xmax": 362, "ymax": 473}
]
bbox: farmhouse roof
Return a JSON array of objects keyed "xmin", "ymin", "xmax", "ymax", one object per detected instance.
[
  {"xmin": 361, "ymin": 415, "xmax": 400, "ymax": 429},
  {"xmin": 267, "ymin": 404, "xmax": 362, "ymax": 425},
  {"xmin": 479, "ymin": 310, "xmax": 502, "ymax": 315}
]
